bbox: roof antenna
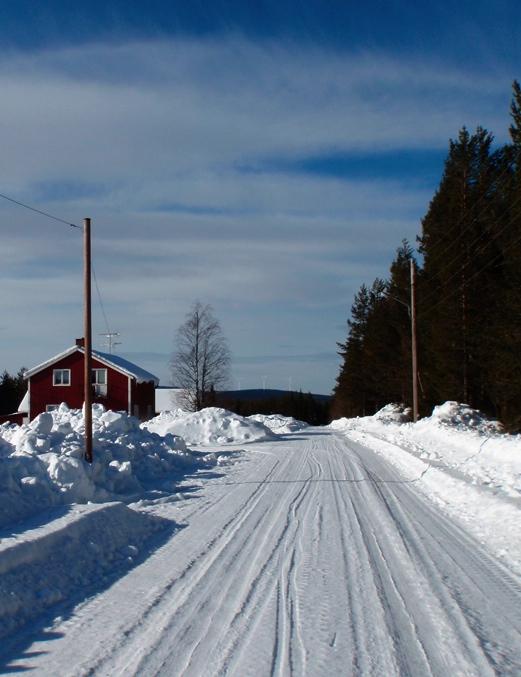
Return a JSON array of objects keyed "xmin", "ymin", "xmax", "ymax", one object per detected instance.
[{"xmin": 99, "ymin": 331, "xmax": 121, "ymax": 354}]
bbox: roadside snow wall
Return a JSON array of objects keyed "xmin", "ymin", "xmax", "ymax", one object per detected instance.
[
  {"xmin": 0, "ymin": 502, "xmax": 173, "ymax": 642},
  {"xmin": 0, "ymin": 404, "xmax": 215, "ymax": 530}
]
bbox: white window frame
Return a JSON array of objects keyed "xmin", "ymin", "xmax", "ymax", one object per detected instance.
[
  {"xmin": 92, "ymin": 368, "xmax": 108, "ymax": 396},
  {"xmin": 53, "ymin": 369, "xmax": 71, "ymax": 386}
]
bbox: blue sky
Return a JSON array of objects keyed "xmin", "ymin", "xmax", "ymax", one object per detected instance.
[{"xmin": 1, "ymin": 1, "xmax": 520, "ymax": 394}]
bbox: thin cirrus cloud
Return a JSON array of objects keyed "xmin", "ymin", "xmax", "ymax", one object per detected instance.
[
  {"xmin": 0, "ymin": 40, "xmax": 510, "ymax": 184},
  {"xmin": 0, "ymin": 36, "xmax": 516, "ymax": 392}
]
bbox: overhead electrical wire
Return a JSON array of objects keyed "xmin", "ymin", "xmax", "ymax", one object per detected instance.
[
  {"xmin": 418, "ymin": 227, "xmax": 521, "ymax": 321},
  {"xmin": 417, "ymin": 188, "xmax": 521, "ymax": 313},
  {"xmin": 417, "ymin": 153, "xmax": 515, "ymax": 274},
  {"xmin": 92, "ymin": 264, "xmax": 112, "ymax": 337},
  {"xmin": 1, "ymin": 188, "xmax": 114, "ymax": 338},
  {"xmin": 0, "ymin": 191, "xmax": 82, "ymax": 229}
]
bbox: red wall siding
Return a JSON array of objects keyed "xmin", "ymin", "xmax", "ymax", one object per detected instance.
[
  {"xmin": 131, "ymin": 380, "xmax": 155, "ymax": 420},
  {"xmin": 29, "ymin": 350, "xmax": 133, "ymax": 419}
]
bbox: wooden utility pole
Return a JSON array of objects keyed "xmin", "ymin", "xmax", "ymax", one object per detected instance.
[
  {"xmin": 410, "ymin": 259, "xmax": 419, "ymax": 422},
  {"xmin": 84, "ymin": 217, "xmax": 93, "ymax": 463}
]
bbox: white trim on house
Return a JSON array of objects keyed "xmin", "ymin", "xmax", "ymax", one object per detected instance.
[
  {"xmin": 24, "ymin": 346, "xmax": 78, "ymax": 379},
  {"xmin": 92, "ymin": 368, "xmax": 108, "ymax": 397},
  {"xmin": 128, "ymin": 376, "xmax": 132, "ymax": 415}
]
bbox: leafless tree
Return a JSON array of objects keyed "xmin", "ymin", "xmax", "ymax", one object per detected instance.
[{"xmin": 171, "ymin": 301, "xmax": 231, "ymax": 411}]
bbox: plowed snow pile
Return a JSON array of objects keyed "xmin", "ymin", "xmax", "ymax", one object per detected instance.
[
  {"xmin": 0, "ymin": 404, "xmax": 215, "ymax": 530},
  {"xmin": 247, "ymin": 414, "xmax": 308, "ymax": 434},
  {"xmin": 331, "ymin": 401, "xmax": 521, "ymax": 573},
  {"xmin": 143, "ymin": 407, "xmax": 274, "ymax": 445},
  {"xmin": 330, "ymin": 401, "xmax": 519, "ymax": 498}
]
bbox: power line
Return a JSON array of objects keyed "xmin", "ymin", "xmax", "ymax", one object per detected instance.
[
  {"xmin": 92, "ymin": 263, "xmax": 111, "ymax": 336},
  {"xmin": 2, "ymin": 189, "xmax": 118, "ymax": 355},
  {"xmin": 418, "ymin": 150, "xmax": 514, "ymax": 274},
  {"xmin": 0, "ymin": 191, "xmax": 81, "ymax": 229},
  {"xmin": 418, "ymin": 227, "xmax": 521, "ymax": 321},
  {"xmin": 418, "ymin": 188, "xmax": 521, "ymax": 312}
]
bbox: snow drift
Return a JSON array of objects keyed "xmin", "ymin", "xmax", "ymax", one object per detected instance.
[
  {"xmin": 0, "ymin": 502, "xmax": 173, "ymax": 642},
  {"xmin": 247, "ymin": 413, "xmax": 308, "ymax": 434},
  {"xmin": 0, "ymin": 404, "xmax": 215, "ymax": 530},
  {"xmin": 330, "ymin": 401, "xmax": 520, "ymax": 498},
  {"xmin": 331, "ymin": 401, "xmax": 521, "ymax": 574},
  {"xmin": 143, "ymin": 407, "xmax": 274, "ymax": 445}
]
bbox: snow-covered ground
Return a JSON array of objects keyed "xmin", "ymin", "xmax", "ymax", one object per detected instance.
[
  {"xmin": 1, "ymin": 402, "xmax": 520, "ymax": 675},
  {"xmin": 331, "ymin": 401, "xmax": 521, "ymax": 575}
]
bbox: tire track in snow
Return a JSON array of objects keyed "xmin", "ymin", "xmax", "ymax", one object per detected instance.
[
  {"xmin": 218, "ymin": 445, "xmax": 315, "ymax": 676},
  {"xmin": 342, "ymin": 436, "xmax": 521, "ymax": 676},
  {"xmin": 8, "ymin": 429, "xmax": 521, "ymax": 677},
  {"xmin": 129, "ymin": 442, "xmax": 313, "ymax": 676}
]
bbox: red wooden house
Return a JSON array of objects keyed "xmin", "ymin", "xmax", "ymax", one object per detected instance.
[{"xmin": 22, "ymin": 339, "xmax": 159, "ymax": 421}]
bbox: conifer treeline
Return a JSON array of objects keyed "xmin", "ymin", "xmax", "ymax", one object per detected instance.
[
  {"xmin": 0, "ymin": 369, "xmax": 26, "ymax": 415},
  {"xmin": 332, "ymin": 82, "xmax": 521, "ymax": 431}
]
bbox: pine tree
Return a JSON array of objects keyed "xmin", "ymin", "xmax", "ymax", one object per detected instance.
[
  {"xmin": 483, "ymin": 81, "xmax": 521, "ymax": 428},
  {"xmin": 418, "ymin": 126, "xmax": 498, "ymax": 408},
  {"xmin": 509, "ymin": 80, "xmax": 521, "ymax": 147}
]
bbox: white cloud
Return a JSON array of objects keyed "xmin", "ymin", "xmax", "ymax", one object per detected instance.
[{"xmin": 0, "ymin": 37, "xmax": 514, "ymax": 391}]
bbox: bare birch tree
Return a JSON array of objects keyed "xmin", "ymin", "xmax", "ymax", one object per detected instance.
[{"xmin": 171, "ymin": 302, "xmax": 231, "ymax": 411}]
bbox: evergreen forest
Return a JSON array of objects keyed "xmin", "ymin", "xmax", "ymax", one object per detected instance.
[
  {"xmin": 0, "ymin": 368, "xmax": 26, "ymax": 416},
  {"xmin": 332, "ymin": 81, "xmax": 521, "ymax": 431}
]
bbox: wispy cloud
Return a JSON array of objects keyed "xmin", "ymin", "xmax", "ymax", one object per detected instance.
[{"xmin": 0, "ymin": 37, "xmax": 516, "ymax": 392}]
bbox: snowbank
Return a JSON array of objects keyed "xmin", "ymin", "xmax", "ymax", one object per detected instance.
[
  {"xmin": 330, "ymin": 401, "xmax": 520, "ymax": 498},
  {"xmin": 247, "ymin": 413, "xmax": 308, "ymax": 434},
  {"xmin": 331, "ymin": 401, "xmax": 521, "ymax": 574},
  {"xmin": 0, "ymin": 502, "xmax": 173, "ymax": 641},
  {"xmin": 0, "ymin": 404, "xmax": 215, "ymax": 529},
  {"xmin": 143, "ymin": 407, "xmax": 274, "ymax": 445}
]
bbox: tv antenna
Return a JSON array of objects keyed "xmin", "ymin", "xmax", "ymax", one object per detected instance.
[{"xmin": 99, "ymin": 331, "xmax": 121, "ymax": 353}]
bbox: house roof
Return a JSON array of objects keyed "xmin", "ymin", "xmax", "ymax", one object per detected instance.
[
  {"xmin": 92, "ymin": 350, "xmax": 160, "ymax": 385},
  {"xmin": 24, "ymin": 345, "xmax": 160, "ymax": 385}
]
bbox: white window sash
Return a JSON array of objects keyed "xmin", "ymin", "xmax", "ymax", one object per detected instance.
[{"xmin": 53, "ymin": 369, "xmax": 71, "ymax": 386}]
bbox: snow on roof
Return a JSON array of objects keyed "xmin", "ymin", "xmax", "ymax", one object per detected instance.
[
  {"xmin": 92, "ymin": 350, "xmax": 159, "ymax": 385},
  {"xmin": 24, "ymin": 346, "xmax": 159, "ymax": 385}
]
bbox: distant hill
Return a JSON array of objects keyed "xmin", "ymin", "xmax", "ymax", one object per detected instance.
[
  {"xmin": 216, "ymin": 389, "xmax": 331, "ymax": 425},
  {"xmin": 219, "ymin": 389, "xmax": 331, "ymax": 402}
]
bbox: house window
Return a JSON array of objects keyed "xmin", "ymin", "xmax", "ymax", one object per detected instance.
[
  {"xmin": 92, "ymin": 368, "xmax": 108, "ymax": 397},
  {"xmin": 53, "ymin": 369, "xmax": 71, "ymax": 386},
  {"xmin": 46, "ymin": 404, "xmax": 60, "ymax": 412}
]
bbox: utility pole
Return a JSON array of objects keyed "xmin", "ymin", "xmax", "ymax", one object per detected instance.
[
  {"xmin": 410, "ymin": 259, "xmax": 419, "ymax": 423},
  {"xmin": 84, "ymin": 218, "xmax": 93, "ymax": 463}
]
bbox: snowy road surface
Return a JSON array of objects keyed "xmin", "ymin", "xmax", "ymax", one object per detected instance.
[{"xmin": 5, "ymin": 429, "xmax": 521, "ymax": 676}]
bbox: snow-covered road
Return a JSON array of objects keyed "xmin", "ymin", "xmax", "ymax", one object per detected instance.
[{"xmin": 5, "ymin": 429, "xmax": 521, "ymax": 676}]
